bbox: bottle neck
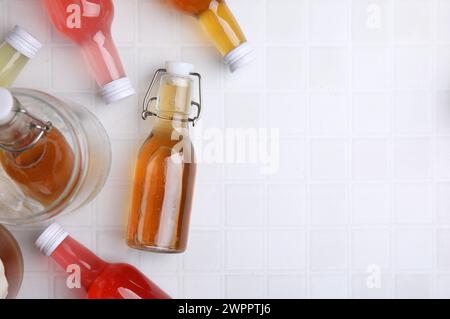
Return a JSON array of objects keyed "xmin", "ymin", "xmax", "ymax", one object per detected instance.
[
  {"xmin": 197, "ymin": 0, "xmax": 247, "ymax": 56},
  {"xmin": 50, "ymin": 236, "xmax": 107, "ymax": 290},
  {"xmin": 80, "ymin": 29, "xmax": 126, "ymax": 86},
  {"xmin": 0, "ymin": 107, "xmax": 38, "ymax": 150}
]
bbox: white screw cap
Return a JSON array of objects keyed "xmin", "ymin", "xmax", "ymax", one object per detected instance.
[
  {"xmin": 100, "ymin": 77, "xmax": 136, "ymax": 105},
  {"xmin": 0, "ymin": 88, "xmax": 15, "ymax": 126},
  {"xmin": 224, "ymin": 42, "xmax": 256, "ymax": 73},
  {"xmin": 35, "ymin": 223, "xmax": 69, "ymax": 257},
  {"xmin": 165, "ymin": 61, "xmax": 194, "ymax": 77},
  {"xmin": 5, "ymin": 25, "xmax": 42, "ymax": 59}
]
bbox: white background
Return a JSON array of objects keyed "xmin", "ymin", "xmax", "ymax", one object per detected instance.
[{"xmin": 3, "ymin": 0, "xmax": 450, "ymax": 299}]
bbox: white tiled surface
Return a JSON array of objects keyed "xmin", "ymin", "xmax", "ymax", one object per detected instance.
[{"xmin": 2, "ymin": 0, "xmax": 450, "ymax": 299}]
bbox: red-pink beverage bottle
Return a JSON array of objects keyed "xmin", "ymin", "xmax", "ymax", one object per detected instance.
[{"xmin": 43, "ymin": 0, "xmax": 135, "ymax": 104}]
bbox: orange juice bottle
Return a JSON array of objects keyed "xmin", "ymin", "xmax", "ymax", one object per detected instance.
[{"xmin": 168, "ymin": 0, "xmax": 255, "ymax": 72}]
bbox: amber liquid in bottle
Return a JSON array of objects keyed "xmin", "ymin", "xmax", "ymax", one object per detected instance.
[
  {"xmin": 0, "ymin": 111, "xmax": 76, "ymax": 207},
  {"xmin": 168, "ymin": 0, "xmax": 247, "ymax": 56},
  {"xmin": 127, "ymin": 75, "xmax": 196, "ymax": 253}
]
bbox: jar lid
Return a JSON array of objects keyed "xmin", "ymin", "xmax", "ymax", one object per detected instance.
[
  {"xmin": 165, "ymin": 61, "xmax": 194, "ymax": 77},
  {"xmin": 223, "ymin": 42, "xmax": 256, "ymax": 73},
  {"xmin": 100, "ymin": 77, "xmax": 136, "ymax": 105},
  {"xmin": 5, "ymin": 26, "xmax": 42, "ymax": 59},
  {"xmin": 35, "ymin": 224, "xmax": 69, "ymax": 257},
  {"xmin": 0, "ymin": 88, "xmax": 15, "ymax": 126}
]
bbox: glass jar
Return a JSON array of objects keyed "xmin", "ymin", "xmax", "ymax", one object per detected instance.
[
  {"xmin": 0, "ymin": 225, "xmax": 24, "ymax": 299},
  {"xmin": 0, "ymin": 89, "xmax": 111, "ymax": 225}
]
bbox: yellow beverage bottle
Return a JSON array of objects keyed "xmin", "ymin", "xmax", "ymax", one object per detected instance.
[
  {"xmin": 168, "ymin": 0, "xmax": 255, "ymax": 72},
  {"xmin": 0, "ymin": 26, "xmax": 42, "ymax": 87}
]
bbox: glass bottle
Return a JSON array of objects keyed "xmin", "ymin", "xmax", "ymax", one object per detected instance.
[
  {"xmin": 0, "ymin": 26, "xmax": 42, "ymax": 87},
  {"xmin": 0, "ymin": 88, "xmax": 111, "ymax": 225},
  {"xmin": 36, "ymin": 224, "xmax": 171, "ymax": 299},
  {"xmin": 43, "ymin": 0, "xmax": 135, "ymax": 104},
  {"xmin": 168, "ymin": 0, "xmax": 255, "ymax": 72},
  {"xmin": 127, "ymin": 61, "xmax": 200, "ymax": 253}
]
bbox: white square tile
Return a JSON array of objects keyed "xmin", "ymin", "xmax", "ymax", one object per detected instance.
[
  {"xmin": 437, "ymin": 229, "xmax": 450, "ymax": 269},
  {"xmin": 437, "ymin": 183, "xmax": 450, "ymax": 224},
  {"xmin": 394, "ymin": 92, "xmax": 431, "ymax": 134},
  {"xmin": 266, "ymin": 47, "xmax": 306, "ymax": 90},
  {"xmin": 310, "ymin": 274, "xmax": 348, "ymax": 299},
  {"xmin": 96, "ymin": 230, "xmax": 139, "ymax": 264},
  {"xmin": 267, "ymin": 139, "xmax": 306, "ymax": 180},
  {"xmin": 183, "ymin": 275, "xmax": 222, "ymax": 299},
  {"xmin": 436, "ymin": 92, "xmax": 450, "ymax": 134},
  {"xmin": 267, "ymin": 230, "xmax": 306, "ymax": 270},
  {"xmin": 226, "ymin": 275, "xmax": 264, "ymax": 299},
  {"xmin": 226, "ymin": 230, "xmax": 264, "ymax": 270},
  {"xmin": 395, "ymin": 274, "xmax": 432, "ymax": 299},
  {"xmin": 436, "ymin": 47, "xmax": 450, "ymax": 90},
  {"xmin": 113, "ymin": 0, "xmax": 137, "ymax": 43},
  {"xmin": 6, "ymin": 0, "xmax": 50, "ymax": 43},
  {"xmin": 394, "ymin": 138, "xmax": 432, "ymax": 179},
  {"xmin": 310, "ymin": 93, "xmax": 349, "ymax": 135},
  {"xmin": 267, "ymin": 0, "xmax": 305, "ymax": 44},
  {"xmin": 394, "ymin": 47, "xmax": 431, "ymax": 89},
  {"xmin": 109, "ymin": 139, "xmax": 138, "ymax": 182},
  {"xmin": 436, "ymin": 275, "xmax": 450, "ymax": 298},
  {"xmin": 268, "ymin": 184, "xmax": 306, "ymax": 226},
  {"xmin": 352, "ymin": 0, "xmax": 391, "ymax": 43},
  {"xmin": 437, "ymin": 0, "xmax": 450, "ymax": 42},
  {"xmin": 52, "ymin": 47, "xmax": 93, "ymax": 90},
  {"xmin": 309, "ymin": 0, "xmax": 349, "ymax": 43},
  {"xmin": 394, "ymin": 183, "xmax": 432, "ymax": 224},
  {"xmin": 138, "ymin": 0, "xmax": 177, "ymax": 43},
  {"xmin": 184, "ymin": 231, "xmax": 221, "ymax": 271},
  {"xmin": 436, "ymin": 138, "xmax": 450, "ymax": 179},
  {"xmin": 309, "ymin": 48, "xmax": 348, "ymax": 91},
  {"xmin": 352, "ymin": 183, "xmax": 392, "ymax": 224},
  {"xmin": 225, "ymin": 93, "xmax": 262, "ymax": 129},
  {"xmin": 97, "ymin": 183, "xmax": 131, "ymax": 227},
  {"xmin": 352, "ymin": 139, "xmax": 390, "ymax": 180},
  {"xmin": 353, "ymin": 93, "xmax": 392, "ymax": 135},
  {"xmin": 267, "ymin": 93, "xmax": 307, "ymax": 137},
  {"xmin": 17, "ymin": 274, "xmax": 49, "ymax": 299},
  {"xmin": 352, "ymin": 273, "xmax": 392, "ymax": 299},
  {"xmin": 353, "ymin": 47, "xmax": 392, "ymax": 90},
  {"xmin": 311, "ymin": 139, "xmax": 348, "ymax": 181},
  {"xmin": 58, "ymin": 203, "xmax": 94, "ymax": 227},
  {"xmin": 351, "ymin": 229, "xmax": 390, "ymax": 270},
  {"xmin": 393, "ymin": 229, "xmax": 433, "ymax": 270},
  {"xmin": 268, "ymin": 275, "xmax": 306, "ymax": 299},
  {"xmin": 191, "ymin": 183, "xmax": 223, "ymax": 227},
  {"xmin": 311, "ymin": 184, "xmax": 348, "ymax": 226},
  {"xmin": 310, "ymin": 229, "xmax": 348, "ymax": 270},
  {"xmin": 228, "ymin": 0, "xmax": 265, "ymax": 44},
  {"xmin": 140, "ymin": 253, "xmax": 179, "ymax": 273},
  {"xmin": 226, "ymin": 184, "xmax": 264, "ymax": 227},
  {"xmin": 394, "ymin": 0, "xmax": 432, "ymax": 42}
]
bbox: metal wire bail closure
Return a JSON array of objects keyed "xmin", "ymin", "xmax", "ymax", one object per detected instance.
[
  {"xmin": 142, "ymin": 68, "xmax": 203, "ymax": 126},
  {"xmin": 0, "ymin": 107, "xmax": 53, "ymax": 153}
]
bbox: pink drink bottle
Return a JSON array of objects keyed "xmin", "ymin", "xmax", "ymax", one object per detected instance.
[{"xmin": 43, "ymin": 0, "xmax": 135, "ymax": 104}]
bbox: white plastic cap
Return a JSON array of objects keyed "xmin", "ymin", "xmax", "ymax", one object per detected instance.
[
  {"xmin": 35, "ymin": 223, "xmax": 69, "ymax": 257},
  {"xmin": 100, "ymin": 77, "xmax": 136, "ymax": 105},
  {"xmin": 165, "ymin": 61, "xmax": 194, "ymax": 77},
  {"xmin": 0, "ymin": 88, "xmax": 15, "ymax": 126},
  {"xmin": 224, "ymin": 42, "xmax": 256, "ymax": 73},
  {"xmin": 5, "ymin": 25, "xmax": 42, "ymax": 59}
]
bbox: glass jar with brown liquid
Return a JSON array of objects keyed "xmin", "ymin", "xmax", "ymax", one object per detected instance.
[
  {"xmin": 0, "ymin": 88, "xmax": 111, "ymax": 225},
  {"xmin": 167, "ymin": 0, "xmax": 255, "ymax": 72},
  {"xmin": 126, "ymin": 61, "xmax": 201, "ymax": 253}
]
